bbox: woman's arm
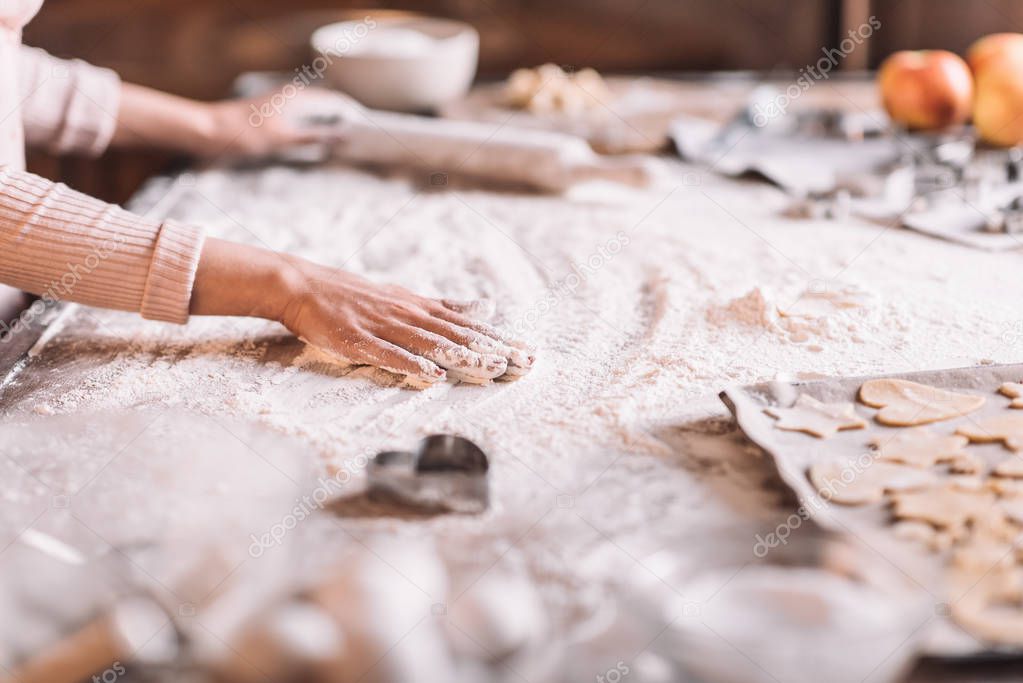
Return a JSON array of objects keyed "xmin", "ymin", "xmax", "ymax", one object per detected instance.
[
  {"xmin": 0, "ymin": 166, "xmax": 203, "ymax": 323},
  {"xmin": 18, "ymin": 46, "xmax": 120, "ymax": 157},
  {"xmin": 191, "ymin": 238, "xmax": 534, "ymax": 385},
  {"xmin": 19, "ymin": 46, "xmax": 351, "ymax": 160},
  {"xmin": 108, "ymin": 83, "xmax": 219, "ymax": 157},
  {"xmin": 0, "ymin": 167, "xmax": 532, "ymax": 385},
  {"xmin": 12, "ymin": 49, "xmax": 532, "ymax": 384},
  {"xmin": 111, "ymin": 82, "xmax": 353, "ymax": 159}
]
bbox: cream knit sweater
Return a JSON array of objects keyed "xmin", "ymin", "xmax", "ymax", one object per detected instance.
[{"xmin": 0, "ymin": 1, "xmax": 205, "ymax": 324}]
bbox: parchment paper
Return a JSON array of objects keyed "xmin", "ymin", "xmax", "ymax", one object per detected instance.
[
  {"xmin": 720, "ymin": 363, "xmax": 1023, "ymax": 659},
  {"xmin": 669, "ymin": 112, "xmax": 904, "ymax": 199}
]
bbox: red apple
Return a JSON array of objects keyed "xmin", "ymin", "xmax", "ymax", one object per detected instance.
[
  {"xmin": 974, "ymin": 54, "xmax": 1023, "ymax": 146},
  {"xmin": 877, "ymin": 50, "xmax": 974, "ymax": 130},
  {"xmin": 967, "ymin": 32, "xmax": 1023, "ymax": 78}
]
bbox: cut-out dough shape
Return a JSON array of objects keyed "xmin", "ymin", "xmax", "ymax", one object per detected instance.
[
  {"xmin": 970, "ymin": 506, "xmax": 1019, "ymax": 543},
  {"xmin": 892, "ymin": 520, "xmax": 936, "ymax": 546},
  {"xmin": 958, "ymin": 414, "xmax": 1023, "ymax": 452},
  {"xmin": 808, "ymin": 458, "xmax": 935, "ymax": 505},
  {"xmin": 950, "ymin": 564, "xmax": 1023, "ymax": 647},
  {"xmin": 947, "ymin": 475, "xmax": 985, "ymax": 492},
  {"xmin": 994, "ymin": 456, "xmax": 1023, "ymax": 478},
  {"xmin": 859, "ymin": 379, "xmax": 985, "ymax": 426},
  {"xmin": 948, "ymin": 450, "xmax": 985, "ymax": 475},
  {"xmin": 891, "ymin": 484, "xmax": 995, "ymax": 534},
  {"xmin": 1000, "ymin": 498, "xmax": 1023, "ymax": 525},
  {"xmin": 1000, "ymin": 382, "xmax": 1023, "ymax": 409},
  {"xmin": 870, "ymin": 427, "xmax": 970, "ymax": 468},
  {"xmin": 952, "ymin": 537, "xmax": 1017, "ymax": 574},
  {"xmin": 930, "ymin": 530, "xmax": 955, "ymax": 552},
  {"xmin": 893, "ymin": 520, "xmax": 956, "ymax": 552},
  {"xmin": 765, "ymin": 394, "xmax": 867, "ymax": 438},
  {"xmin": 990, "ymin": 477, "xmax": 1023, "ymax": 497}
]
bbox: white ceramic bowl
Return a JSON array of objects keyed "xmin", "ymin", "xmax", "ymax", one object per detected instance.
[{"xmin": 311, "ymin": 14, "xmax": 479, "ymax": 112}]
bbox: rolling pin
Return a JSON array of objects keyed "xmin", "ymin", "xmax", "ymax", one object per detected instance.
[
  {"xmin": 306, "ymin": 107, "xmax": 656, "ymax": 192},
  {"xmin": 3, "ymin": 598, "xmax": 174, "ymax": 683}
]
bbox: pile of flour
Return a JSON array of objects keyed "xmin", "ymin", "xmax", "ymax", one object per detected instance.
[{"xmin": 707, "ymin": 281, "xmax": 881, "ymax": 351}]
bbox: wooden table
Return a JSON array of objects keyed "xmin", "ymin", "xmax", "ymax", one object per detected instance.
[{"xmin": 2, "ymin": 79, "xmax": 1023, "ymax": 682}]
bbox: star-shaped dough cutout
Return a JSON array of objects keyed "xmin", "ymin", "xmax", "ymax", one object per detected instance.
[
  {"xmin": 994, "ymin": 456, "xmax": 1023, "ymax": 478},
  {"xmin": 870, "ymin": 427, "xmax": 970, "ymax": 468},
  {"xmin": 765, "ymin": 394, "xmax": 867, "ymax": 439},
  {"xmin": 958, "ymin": 413, "xmax": 1023, "ymax": 453},
  {"xmin": 891, "ymin": 483, "xmax": 995, "ymax": 533}
]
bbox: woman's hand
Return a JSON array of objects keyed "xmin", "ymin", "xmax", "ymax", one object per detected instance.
[
  {"xmin": 204, "ymin": 88, "xmax": 362, "ymax": 159},
  {"xmin": 112, "ymin": 83, "xmax": 360, "ymax": 159},
  {"xmin": 190, "ymin": 238, "xmax": 534, "ymax": 386}
]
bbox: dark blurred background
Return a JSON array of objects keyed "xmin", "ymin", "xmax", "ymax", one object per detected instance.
[{"xmin": 23, "ymin": 0, "xmax": 1023, "ymax": 202}]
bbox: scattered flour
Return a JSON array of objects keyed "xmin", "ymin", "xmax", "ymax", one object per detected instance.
[
  {"xmin": 707, "ymin": 282, "xmax": 881, "ymax": 350},
  {"xmin": 3, "ymin": 158, "xmax": 1021, "ymax": 662}
]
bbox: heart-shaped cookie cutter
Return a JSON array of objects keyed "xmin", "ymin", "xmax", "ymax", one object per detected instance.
[{"xmin": 367, "ymin": 434, "xmax": 489, "ymax": 513}]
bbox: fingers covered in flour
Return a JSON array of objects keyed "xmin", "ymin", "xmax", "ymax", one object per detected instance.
[
  {"xmin": 275, "ymin": 258, "xmax": 533, "ymax": 387},
  {"xmin": 423, "ymin": 318, "xmax": 533, "ymax": 378},
  {"xmin": 318, "ymin": 335, "xmax": 446, "ymax": 387},
  {"xmin": 430, "ymin": 307, "xmax": 535, "ymax": 377},
  {"xmin": 394, "ymin": 326, "xmax": 508, "ymax": 383}
]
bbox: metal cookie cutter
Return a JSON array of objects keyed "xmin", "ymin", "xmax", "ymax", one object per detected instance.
[
  {"xmin": 368, "ymin": 435, "xmax": 490, "ymax": 513},
  {"xmin": 985, "ymin": 196, "xmax": 1023, "ymax": 234}
]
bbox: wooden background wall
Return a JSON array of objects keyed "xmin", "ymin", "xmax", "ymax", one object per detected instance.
[{"xmin": 20, "ymin": 0, "xmax": 1023, "ymax": 202}]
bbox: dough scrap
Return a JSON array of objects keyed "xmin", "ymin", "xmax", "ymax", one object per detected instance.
[
  {"xmin": 870, "ymin": 427, "xmax": 970, "ymax": 468},
  {"xmin": 859, "ymin": 379, "xmax": 985, "ymax": 426},
  {"xmin": 994, "ymin": 456, "xmax": 1023, "ymax": 478},
  {"xmin": 1000, "ymin": 382, "xmax": 1023, "ymax": 409},
  {"xmin": 765, "ymin": 394, "xmax": 867, "ymax": 438},
  {"xmin": 808, "ymin": 458, "xmax": 935, "ymax": 505},
  {"xmin": 957, "ymin": 414, "xmax": 1023, "ymax": 453},
  {"xmin": 891, "ymin": 484, "xmax": 995, "ymax": 534}
]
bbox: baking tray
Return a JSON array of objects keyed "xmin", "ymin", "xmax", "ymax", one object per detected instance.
[
  {"xmin": 720, "ymin": 363, "xmax": 1023, "ymax": 659},
  {"xmin": 902, "ymin": 198, "xmax": 1023, "ymax": 252}
]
